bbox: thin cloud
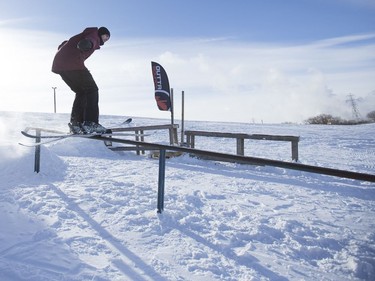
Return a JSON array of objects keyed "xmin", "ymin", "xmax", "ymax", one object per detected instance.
[
  {"xmin": 0, "ymin": 18, "xmax": 31, "ymax": 26},
  {"xmin": 312, "ymin": 33, "xmax": 375, "ymax": 48}
]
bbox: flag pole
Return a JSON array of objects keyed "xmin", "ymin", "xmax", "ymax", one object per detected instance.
[
  {"xmin": 170, "ymin": 88, "xmax": 174, "ymax": 125},
  {"xmin": 181, "ymin": 90, "xmax": 185, "ymax": 144}
]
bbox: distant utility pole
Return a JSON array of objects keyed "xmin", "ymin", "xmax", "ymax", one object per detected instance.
[
  {"xmin": 52, "ymin": 87, "xmax": 57, "ymax": 113},
  {"xmin": 346, "ymin": 94, "xmax": 361, "ymax": 120}
]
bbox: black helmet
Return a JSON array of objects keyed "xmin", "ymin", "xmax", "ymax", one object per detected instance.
[{"xmin": 98, "ymin": 27, "xmax": 110, "ymax": 37}]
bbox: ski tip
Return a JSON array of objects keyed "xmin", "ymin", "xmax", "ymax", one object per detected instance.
[
  {"xmin": 18, "ymin": 142, "xmax": 32, "ymax": 147},
  {"xmin": 122, "ymin": 118, "xmax": 132, "ymax": 124}
]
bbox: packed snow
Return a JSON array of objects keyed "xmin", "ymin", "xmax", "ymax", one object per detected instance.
[{"xmin": 0, "ymin": 111, "xmax": 374, "ymax": 281}]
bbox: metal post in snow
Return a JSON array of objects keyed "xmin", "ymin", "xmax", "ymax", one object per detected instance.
[
  {"xmin": 52, "ymin": 87, "xmax": 57, "ymax": 113},
  {"xmin": 157, "ymin": 149, "xmax": 166, "ymax": 213},
  {"xmin": 181, "ymin": 91, "xmax": 185, "ymax": 144},
  {"xmin": 34, "ymin": 129, "xmax": 41, "ymax": 173},
  {"xmin": 170, "ymin": 88, "xmax": 174, "ymax": 125}
]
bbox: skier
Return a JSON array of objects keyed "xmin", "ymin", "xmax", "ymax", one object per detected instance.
[{"xmin": 52, "ymin": 27, "xmax": 111, "ymax": 134}]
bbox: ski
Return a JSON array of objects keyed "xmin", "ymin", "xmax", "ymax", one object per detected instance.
[
  {"xmin": 19, "ymin": 131, "xmax": 148, "ymax": 147},
  {"xmin": 19, "ymin": 137, "xmax": 67, "ymax": 147},
  {"xmin": 21, "ymin": 118, "xmax": 133, "ymax": 139},
  {"xmin": 21, "ymin": 130, "xmax": 143, "ymax": 139},
  {"xmin": 21, "ymin": 130, "xmax": 72, "ymax": 139},
  {"xmin": 109, "ymin": 118, "xmax": 132, "ymax": 127},
  {"xmin": 20, "ymin": 118, "xmax": 140, "ymax": 147},
  {"xmin": 122, "ymin": 118, "xmax": 132, "ymax": 124}
]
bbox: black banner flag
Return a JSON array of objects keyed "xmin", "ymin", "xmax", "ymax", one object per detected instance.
[{"xmin": 151, "ymin": 61, "xmax": 171, "ymax": 111}]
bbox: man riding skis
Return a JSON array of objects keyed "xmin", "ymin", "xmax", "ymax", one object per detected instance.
[{"xmin": 52, "ymin": 26, "xmax": 110, "ymax": 134}]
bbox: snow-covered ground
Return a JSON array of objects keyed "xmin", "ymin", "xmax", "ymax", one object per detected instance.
[{"xmin": 0, "ymin": 111, "xmax": 374, "ymax": 281}]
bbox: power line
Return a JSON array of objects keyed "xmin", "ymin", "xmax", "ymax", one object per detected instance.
[{"xmin": 346, "ymin": 94, "xmax": 361, "ymax": 119}]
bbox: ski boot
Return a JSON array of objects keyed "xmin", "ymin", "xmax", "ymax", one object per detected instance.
[
  {"xmin": 81, "ymin": 121, "xmax": 108, "ymax": 134},
  {"xmin": 68, "ymin": 122, "xmax": 83, "ymax": 134}
]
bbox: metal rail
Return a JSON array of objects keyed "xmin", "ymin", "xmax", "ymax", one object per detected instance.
[
  {"xmin": 92, "ymin": 135, "xmax": 375, "ymax": 182},
  {"xmin": 27, "ymin": 131, "xmax": 375, "ymax": 213},
  {"xmin": 90, "ymin": 136, "xmax": 375, "ymax": 213}
]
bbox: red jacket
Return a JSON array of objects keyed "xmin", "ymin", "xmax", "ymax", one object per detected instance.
[{"xmin": 52, "ymin": 27, "xmax": 101, "ymax": 73}]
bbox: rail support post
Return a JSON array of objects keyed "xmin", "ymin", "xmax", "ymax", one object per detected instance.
[
  {"xmin": 34, "ymin": 129, "xmax": 41, "ymax": 173},
  {"xmin": 291, "ymin": 140, "xmax": 299, "ymax": 162},
  {"xmin": 236, "ymin": 138, "xmax": 245, "ymax": 156},
  {"xmin": 157, "ymin": 149, "xmax": 166, "ymax": 213}
]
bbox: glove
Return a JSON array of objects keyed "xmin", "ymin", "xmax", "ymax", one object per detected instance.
[
  {"xmin": 58, "ymin": 40, "xmax": 67, "ymax": 50},
  {"xmin": 77, "ymin": 39, "xmax": 93, "ymax": 51}
]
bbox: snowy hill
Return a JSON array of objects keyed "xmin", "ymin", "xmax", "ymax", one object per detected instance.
[{"xmin": 0, "ymin": 111, "xmax": 374, "ymax": 281}]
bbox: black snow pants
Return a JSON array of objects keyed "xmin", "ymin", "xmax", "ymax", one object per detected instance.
[{"xmin": 58, "ymin": 69, "xmax": 99, "ymax": 124}]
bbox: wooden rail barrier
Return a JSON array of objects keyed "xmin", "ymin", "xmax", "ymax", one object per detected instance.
[
  {"xmin": 107, "ymin": 124, "xmax": 179, "ymax": 155},
  {"xmin": 185, "ymin": 130, "xmax": 300, "ymax": 161},
  {"xmin": 111, "ymin": 124, "xmax": 179, "ymax": 144}
]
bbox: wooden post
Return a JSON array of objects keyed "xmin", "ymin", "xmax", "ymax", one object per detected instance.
[
  {"xmin": 168, "ymin": 125, "xmax": 178, "ymax": 145},
  {"xmin": 185, "ymin": 133, "xmax": 191, "ymax": 148},
  {"xmin": 173, "ymin": 126, "xmax": 178, "ymax": 144},
  {"xmin": 190, "ymin": 135, "xmax": 195, "ymax": 148},
  {"xmin": 236, "ymin": 138, "xmax": 245, "ymax": 156},
  {"xmin": 291, "ymin": 140, "xmax": 299, "ymax": 161},
  {"xmin": 135, "ymin": 130, "xmax": 140, "ymax": 155},
  {"xmin": 140, "ymin": 130, "xmax": 145, "ymax": 154}
]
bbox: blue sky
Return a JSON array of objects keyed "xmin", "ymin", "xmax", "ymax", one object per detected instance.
[
  {"xmin": 0, "ymin": 0, "xmax": 374, "ymax": 123},
  {"xmin": 2, "ymin": 0, "xmax": 375, "ymax": 42},
  {"xmin": 2, "ymin": 0, "xmax": 375, "ymax": 41}
]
